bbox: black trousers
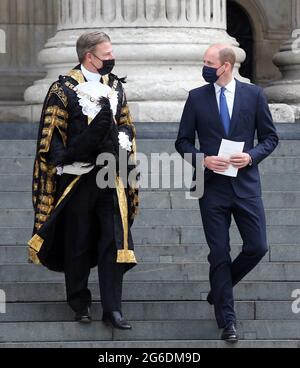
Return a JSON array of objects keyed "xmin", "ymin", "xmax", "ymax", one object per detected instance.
[
  {"xmin": 199, "ymin": 176, "xmax": 268, "ymax": 328},
  {"xmin": 62, "ymin": 169, "xmax": 124, "ymax": 314}
]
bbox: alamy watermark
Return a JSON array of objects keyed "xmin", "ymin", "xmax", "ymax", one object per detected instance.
[
  {"xmin": 292, "ymin": 29, "xmax": 300, "ymax": 54},
  {"xmin": 291, "ymin": 289, "xmax": 300, "ymax": 314},
  {"xmin": 0, "ymin": 29, "xmax": 6, "ymax": 54},
  {"xmin": 95, "ymin": 149, "xmax": 205, "ymax": 199},
  {"xmin": 0, "ymin": 289, "xmax": 6, "ymax": 314}
]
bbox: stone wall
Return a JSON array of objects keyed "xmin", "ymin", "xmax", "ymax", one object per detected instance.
[{"xmin": 0, "ymin": 0, "xmax": 57, "ymax": 101}]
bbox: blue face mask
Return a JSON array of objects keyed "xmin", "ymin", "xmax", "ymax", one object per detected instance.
[{"xmin": 202, "ymin": 65, "xmax": 224, "ymax": 84}]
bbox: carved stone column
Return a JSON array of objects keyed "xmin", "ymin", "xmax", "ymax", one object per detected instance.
[
  {"xmin": 24, "ymin": 0, "xmax": 247, "ymax": 122},
  {"xmin": 265, "ymin": 0, "xmax": 300, "ymax": 116}
]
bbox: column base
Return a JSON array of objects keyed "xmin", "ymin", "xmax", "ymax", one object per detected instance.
[
  {"xmin": 0, "ymin": 101, "xmax": 42, "ymax": 123},
  {"xmin": 0, "ymin": 101, "xmax": 296, "ymax": 124}
]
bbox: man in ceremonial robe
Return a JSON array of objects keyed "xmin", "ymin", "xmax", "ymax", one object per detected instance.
[{"xmin": 28, "ymin": 31, "xmax": 139, "ymax": 330}]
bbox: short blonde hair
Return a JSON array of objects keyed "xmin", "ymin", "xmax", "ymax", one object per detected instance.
[{"xmin": 76, "ymin": 31, "xmax": 111, "ymax": 63}]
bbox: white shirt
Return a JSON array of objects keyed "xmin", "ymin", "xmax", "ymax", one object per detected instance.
[
  {"xmin": 81, "ymin": 64, "xmax": 101, "ymax": 82},
  {"xmin": 214, "ymin": 78, "xmax": 236, "ymax": 119}
]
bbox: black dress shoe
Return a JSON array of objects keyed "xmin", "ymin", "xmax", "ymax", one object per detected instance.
[
  {"xmin": 74, "ymin": 307, "xmax": 92, "ymax": 323},
  {"xmin": 102, "ymin": 311, "xmax": 132, "ymax": 330},
  {"xmin": 221, "ymin": 323, "xmax": 239, "ymax": 343}
]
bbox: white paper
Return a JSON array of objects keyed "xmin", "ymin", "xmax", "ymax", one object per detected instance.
[
  {"xmin": 214, "ymin": 139, "xmax": 245, "ymax": 178},
  {"xmin": 62, "ymin": 162, "xmax": 95, "ymax": 176}
]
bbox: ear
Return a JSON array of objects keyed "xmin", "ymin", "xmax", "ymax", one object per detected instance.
[
  {"xmin": 224, "ymin": 61, "xmax": 231, "ymax": 71},
  {"xmin": 85, "ymin": 52, "xmax": 92, "ymax": 62}
]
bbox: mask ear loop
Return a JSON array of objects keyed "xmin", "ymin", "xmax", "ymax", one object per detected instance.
[
  {"xmin": 90, "ymin": 53, "xmax": 104, "ymax": 73},
  {"xmin": 217, "ymin": 64, "xmax": 227, "ymax": 78}
]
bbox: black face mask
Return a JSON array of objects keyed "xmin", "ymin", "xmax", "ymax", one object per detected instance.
[{"xmin": 92, "ymin": 54, "xmax": 115, "ymax": 75}]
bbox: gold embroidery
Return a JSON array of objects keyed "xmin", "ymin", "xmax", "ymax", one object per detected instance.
[
  {"xmin": 46, "ymin": 179, "xmax": 54, "ymax": 193},
  {"xmin": 37, "ymin": 203, "xmax": 53, "ymax": 214},
  {"xmin": 28, "ymin": 233, "xmax": 44, "ymax": 253},
  {"xmin": 115, "ymin": 175, "xmax": 137, "ymax": 264},
  {"xmin": 39, "ymin": 106, "xmax": 69, "ymax": 153},
  {"xmin": 34, "ymin": 160, "xmax": 39, "ymax": 178},
  {"xmin": 36, "ymin": 213, "xmax": 48, "ymax": 223},
  {"xmin": 117, "ymin": 249, "xmax": 137, "ymax": 263},
  {"xmin": 49, "ymin": 83, "xmax": 68, "ymax": 108},
  {"xmin": 46, "ymin": 106, "xmax": 68, "ymax": 119},
  {"xmin": 28, "ymin": 247, "xmax": 41, "ymax": 265},
  {"xmin": 68, "ymin": 69, "xmax": 85, "ymax": 84},
  {"xmin": 28, "ymin": 234, "xmax": 44, "ymax": 264}
]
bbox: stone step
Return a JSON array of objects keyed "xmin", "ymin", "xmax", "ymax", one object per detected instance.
[
  {"xmin": 134, "ymin": 209, "xmax": 300, "ymax": 227},
  {"xmin": 3, "ymin": 244, "xmax": 300, "ymax": 264},
  {"xmin": 0, "ymin": 301, "xmax": 300, "ymax": 323},
  {"xmin": 0, "ymin": 156, "xmax": 299, "ymax": 175},
  {"xmin": 0, "ymin": 340, "xmax": 299, "ymax": 348},
  {"xmin": 1, "ymin": 320, "xmax": 300, "ymax": 342},
  {"xmin": 1, "ymin": 225, "xmax": 299, "ymax": 245},
  {"xmin": 0, "ymin": 301, "xmax": 255, "ymax": 322},
  {"xmin": 270, "ymin": 245, "xmax": 300, "ymax": 262},
  {"xmin": 0, "ymin": 244, "xmax": 272, "ymax": 264},
  {"xmin": 1, "ymin": 191, "xmax": 300, "ymax": 210},
  {"xmin": 0, "ymin": 173, "xmax": 300, "ymax": 192},
  {"xmin": 1, "ymin": 208, "xmax": 300, "ymax": 228},
  {"xmin": 1, "ymin": 139, "xmax": 300, "ymax": 158},
  {"xmin": 0, "ymin": 262, "xmax": 300, "ymax": 282},
  {"xmin": 170, "ymin": 191, "xmax": 300, "ymax": 210},
  {"xmin": 0, "ymin": 301, "xmax": 297, "ymax": 323},
  {"xmin": 1, "ymin": 281, "xmax": 298, "ymax": 302}
]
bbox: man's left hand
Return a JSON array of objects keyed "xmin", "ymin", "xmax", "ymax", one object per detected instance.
[{"xmin": 230, "ymin": 153, "xmax": 251, "ymax": 169}]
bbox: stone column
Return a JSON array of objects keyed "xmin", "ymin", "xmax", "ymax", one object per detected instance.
[
  {"xmin": 265, "ymin": 0, "xmax": 300, "ymax": 117},
  {"xmin": 24, "ymin": 0, "xmax": 247, "ymax": 122}
]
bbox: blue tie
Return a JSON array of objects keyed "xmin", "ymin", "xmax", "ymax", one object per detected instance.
[{"xmin": 219, "ymin": 87, "xmax": 231, "ymax": 135}]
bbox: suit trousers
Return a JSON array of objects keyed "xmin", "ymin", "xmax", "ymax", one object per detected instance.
[
  {"xmin": 62, "ymin": 169, "xmax": 125, "ymax": 314},
  {"xmin": 199, "ymin": 175, "xmax": 268, "ymax": 328}
]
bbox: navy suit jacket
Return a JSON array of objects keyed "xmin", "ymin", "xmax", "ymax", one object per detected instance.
[{"xmin": 175, "ymin": 80, "xmax": 279, "ymax": 198}]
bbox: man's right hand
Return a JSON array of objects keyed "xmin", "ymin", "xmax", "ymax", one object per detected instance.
[{"xmin": 204, "ymin": 156, "xmax": 230, "ymax": 172}]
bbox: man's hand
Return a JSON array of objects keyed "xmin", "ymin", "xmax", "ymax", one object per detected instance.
[
  {"xmin": 204, "ymin": 156, "xmax": 230, "ymax": 172},
  {"xmin": 230, "ymin": 153, "xmax": 251, "ymax": 169}
]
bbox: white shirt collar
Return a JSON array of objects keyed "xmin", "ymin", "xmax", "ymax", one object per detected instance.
[
  {"xmin": 214, "ymin": 78, "xmax": 236, "ymax": 94},
  {"xmin": 80, "ymin": 64, "xmax": 101, "ymax": 82}
]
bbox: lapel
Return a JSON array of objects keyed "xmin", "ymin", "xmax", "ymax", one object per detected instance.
[
  {"xmin": 206, "ymin": 83, "xmax": 226, "ymax": 136},
  {"xmin": 228, "ymin": 79, "xmax": 243, "ymax": 137}
]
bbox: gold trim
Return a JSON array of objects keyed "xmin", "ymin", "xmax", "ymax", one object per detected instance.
[
  {"xmin": 28, "ymin": 247, "xmax": 41, "ymax": 265},
  {"xmin": 40, "ymin": 106, "xmax": 68, "ymax": 154},
  {"xmin": 28, "ymin": 233, "xmax": 44, "ymax": 253},
  {"xmin": 102, "ymin": 74, "xmax": 109, "ymax": 85},
  {"xmin": 117, "ymin": 249, "xmax": 137, "ymax": 263},
  {"xmin": 115, "ymin": 176, "xmax": 137, "ymax": 264},
  {"xmin": 46, "ymin": 106, "xmax": 68, "ymax": 119},
  {"xmin": 55, "ymin": 176, "xmax": 81, "ymax": 208},
  {"xmin": 68, "ymin": 69, "xmax": 85, "ymax": 84}
]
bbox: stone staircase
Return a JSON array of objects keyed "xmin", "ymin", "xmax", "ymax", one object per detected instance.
[{"xmin": 0, "ymin": 123, "xmax": 300, "ymax": 348}]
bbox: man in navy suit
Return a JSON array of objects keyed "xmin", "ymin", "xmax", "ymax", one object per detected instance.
[{"xmin": 175, "ymin": 44, "xmax": 278, "ymax": 342}]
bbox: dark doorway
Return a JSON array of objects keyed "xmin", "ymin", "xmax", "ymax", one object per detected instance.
[{"xmin": 227, "ymin": 1, "xmax": 254, "ymax": 81}]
